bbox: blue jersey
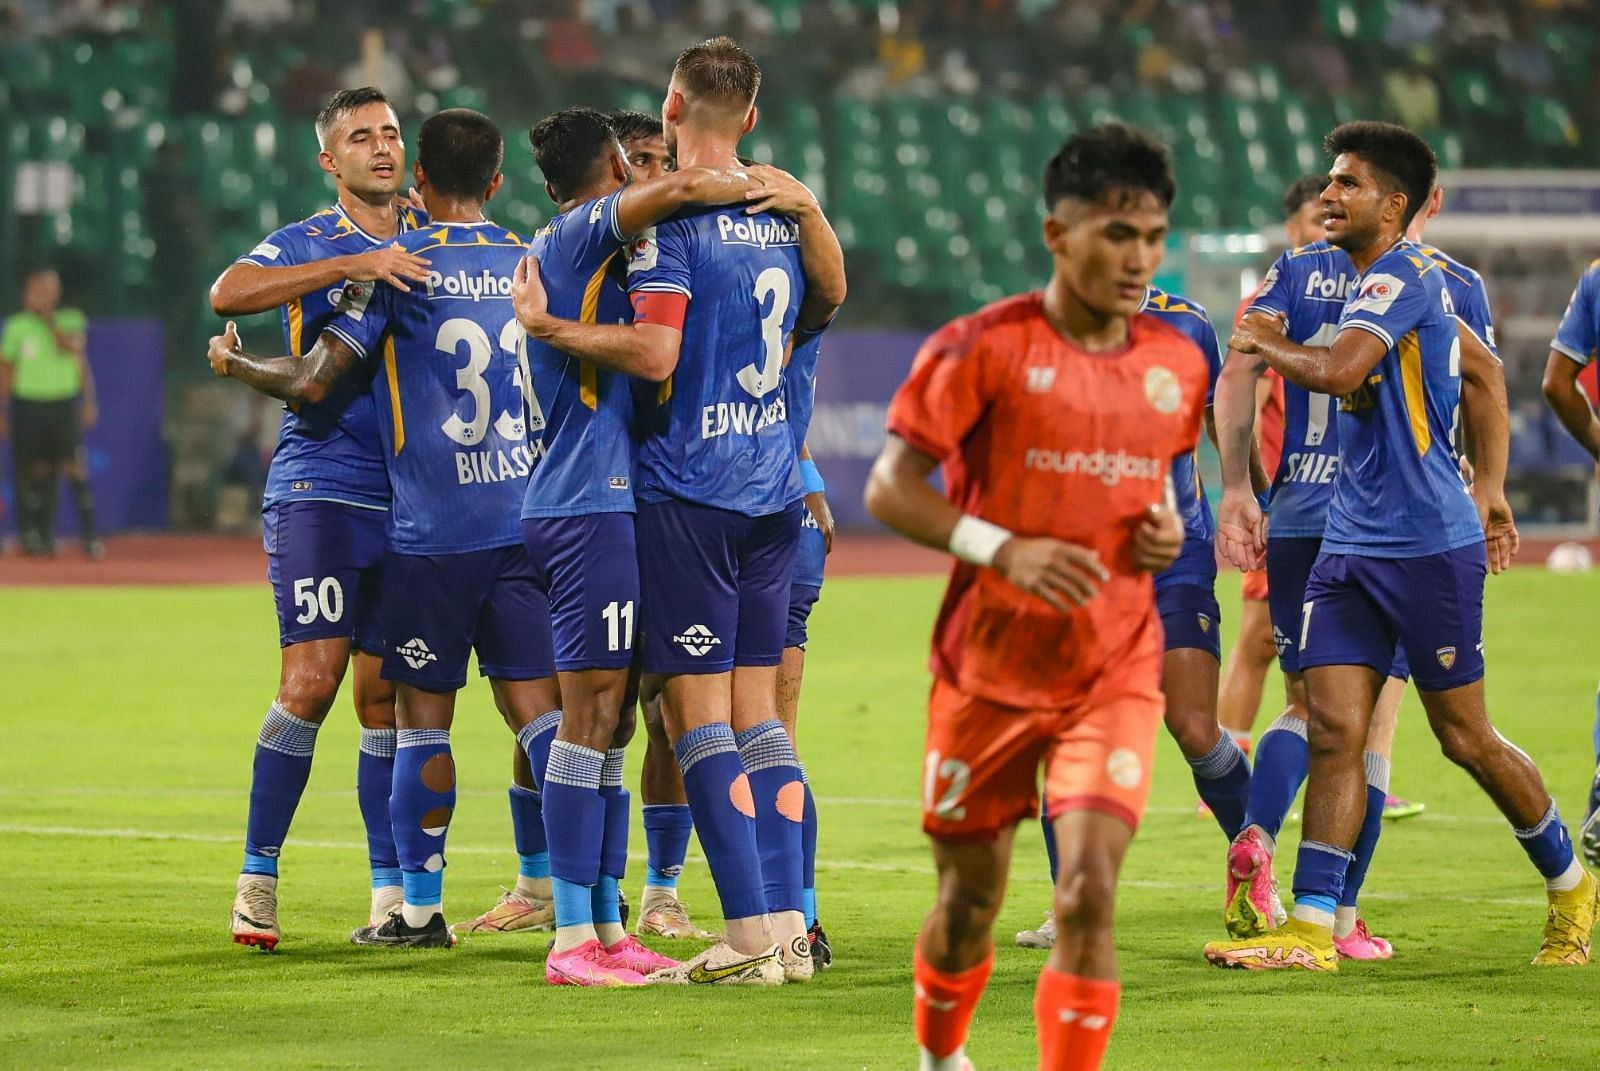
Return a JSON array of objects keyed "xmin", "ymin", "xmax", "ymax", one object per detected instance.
[
  {"xmin": 1417, "ymin": 243, "xmax": 1498, "ymax": 358},
  {"xmin": 626, "ymin": 207, "xmax": 806, "ymax": 516},
  {"xmin": 520, "ymin": 193, "xmax": 637, "ymax": 520},
  {"xmin": 784, "ymin": 327, "xmax": 825, "ymax": 451},
  {"xmin": 1552, "ymin": 259, "xmax": 1600, "ymax": 368},
  {"xmin": 238, "ymin": 203, "xmax": 425, "ymax": 511},
  {"xmin": 1323, "ymin": 241, "xmax": 1482, "ymax": 558},
  {"xmin": 1141, "ymin": 287, "xmax": 1222, "ymax": 591},
  {"xmin": 323, "ymin": 219, "xmax": 535, "ymax": 554},
  {"xmin": 1247, "ymin": 241, "xmax": 1357, "ymax": 538}
]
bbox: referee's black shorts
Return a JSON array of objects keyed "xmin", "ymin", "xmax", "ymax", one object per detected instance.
[{"xmin": 11, "ymin": 397, "xmax": 82, "ymax": 467}]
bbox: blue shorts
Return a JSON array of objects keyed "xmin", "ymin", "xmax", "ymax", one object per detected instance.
[
  {"xmin": 787, "ymin": 583, "xmax": 822, "ymax": 650},
  {"xmin": 263, "ymin": 500, "xmax": 387, "ymax": 652},
  {"xmin": 792, "ymin": 510, "xmax": 827, "ymax": 589},
  {"xmin": 1268, "ymin": 536, "xmax": 1409, "ymax": 679},
  {"xmin": 636, "ymin": 498, "xmax": 803, "ymax": 674},
  {"xmin": 1155, "ymin": 581, "xmax": 1221, "ymax": 660},
  {"xmin": 523, "ymin": 512, "xmax": 639, "ymax": 673},
  {"xmin": 1299, "ymin": 545, "xmax": 1484, "ymax": 692},
  {"xmin": 379, "ymin": 543, "xmax": 554, "ymax": 692}
]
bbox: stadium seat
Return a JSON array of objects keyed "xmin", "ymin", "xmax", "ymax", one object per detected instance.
[{"xmin": 1525, "ymin": 97, "xmax": 1579, "ymax": 149}]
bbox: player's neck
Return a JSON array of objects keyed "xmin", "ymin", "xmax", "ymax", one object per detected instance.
[
  {"xmin": 337, "ymin": 188, "xmax": 401, "ymax": 239},
  {"xmin": 671, "ymin": 130, "xmax": 742, "ymax": 171},
  {"xmin": 421, "ymin": 196, "xmax": 487, "ymax": 225},
  {"xmin": 1346, "ymin": 230, "xmax": 1404, "ymax": 275},
  {"xmin": 1041, "ymin": 280, "xmax": 1129, "ymax": 353}
]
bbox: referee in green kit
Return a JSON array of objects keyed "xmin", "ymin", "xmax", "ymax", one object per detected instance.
[{"xmin": 1, "ymin": 267, "xmax": 100, "ymax": 559}]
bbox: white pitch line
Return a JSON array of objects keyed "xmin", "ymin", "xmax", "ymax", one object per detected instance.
[{"xmin": 0, "ymin": 823, "xmax": 1545, "ymax": 906}]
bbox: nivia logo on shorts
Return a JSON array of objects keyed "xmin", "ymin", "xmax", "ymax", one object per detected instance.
[
  {"xmin": 674, "ymin": 624, "xmax": 722, "ymax": 657},
  {"xmin": 398, "ymin": 638, "xmax": 438, "ymax": 670}
]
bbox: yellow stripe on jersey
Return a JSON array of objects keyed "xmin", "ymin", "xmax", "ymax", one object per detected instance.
[
  {"xmin": 384, "ymin": 336, "xmax": 405, "ymax": 455},
  {"xmin": 1398, "ymin": 330, "xmax": 1431, "ymax": 456},
  {"xmin": 577, "ymin": 253, "xmax": 617, "ymax": 411},
  {"xmin": 288, "ymin": 296, "xmax": 304, "ymax": 355},
  {"xmin": 658, "ymin": 375, "xmax": 674, "ymax": 405}
]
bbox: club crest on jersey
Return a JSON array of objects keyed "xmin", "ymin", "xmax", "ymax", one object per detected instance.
[
  {"xmin": 1347, "ymin": 273, "xmax": 1404, "ymax": 316},
  {"xmin": 1144, "ymin": 366, "xmax": 1182, "ymax": 414},
  {"xmin": 1436, "ymin": 646, "xmax": 1457, "ymax": 670}
]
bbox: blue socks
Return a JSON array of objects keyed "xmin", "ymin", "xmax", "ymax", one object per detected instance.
[
  {"xmin": 357, "ymin": 727, "xmax": 400, "ymax": 888},
  {"xmin": 801, "ymin": 774, "xmax": 819, "ymax": 928},
  {"xmin": 1242, "ymin": 715, "xmax": 1310, "ymax": 841},
  {"xmin": 390, "ymin": 728, "xmax": 454, "ymax": 919},
  {"xmin": 543, "ymin": 740, "xmax": 606, "ymax": 891},
  {"xmin": 643, "ymin": 804, "xmax": 693, "ymax": 889},
  {"xmin": 1291, "ymin": 839, "xmax": 1353, "ymax": 926},
  {"xmin": 1041, "ymin": 812, "xmax": 1060, "ymax": 884},
  {"xmin": 552, "ymin": 876, "xmax": 594, "ymax": 930},
  {"xmin": 1341, "ymin": 753, "xmax": 1389, "ymax": 908},
  {"xmin": 508, "ymin": 785, "xmax": 550, "ymax": 880},
  {"xmin": 736, "ymin": 719, "xmax": 805, "ymax": 917},
  {"xmin": 1187, "ymin": 732, "xmax": 1252, "ymax": 841},
  {"xmin": 598, "ymin": 748, "xmax": 630, "ymax": 883},
  {"xmin": 517, "ymin": 711, "xmax": 561, "ymax": 788},
  {"xmin": 242, "ymin": 703, "xmax": 320, "ymax": 877},
  {"xmin": 1513, "ymin": 802, "xmax": 1577, "ymax": 880},
  {"xmin": 676, "ymin": 723, "xmax": 766, "ymax": 921}
]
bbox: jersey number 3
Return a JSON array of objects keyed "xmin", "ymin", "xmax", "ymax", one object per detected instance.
[
  {"xmin": 435, "ymin": 317, "xmax": 532, "ymax": 446},
  {"xmin": 735, "ymin": 266, "xmax": 790, "ymax": 399}
]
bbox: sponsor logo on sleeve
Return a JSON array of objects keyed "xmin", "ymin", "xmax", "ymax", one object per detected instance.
[
  {"xmin": 627, "ymin": 226, "xmax": 659, "ymax": 274},
  {"xmin": 1346, "ymin": 274, "xmax": 1405, "ymax": 316},
  {"xmin": 589, "ymin": 198, "xmax": 607, "ymax": 225},
  {"xmin": 250, "ymin": 242, "xmax": 282, "ymax": 261},
  {"xmin": 1258, "ymin": 264, "xmax": 1279, "ymax": 296}
]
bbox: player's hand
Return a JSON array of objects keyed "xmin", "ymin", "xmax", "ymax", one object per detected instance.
[
  {"xmin": 1216, "ymin": 488, "xmax": 1266, "ymax": 570},
  {"xmin": 512, "ymin": 255, "xmax": 551, "ymax": 333},
  {"xmin": 805, "ymin": 490, "xmax": 835, "ymax": 554},
  {"xmin": 207, "ymin": 321, "xmax": 242, "ymax": 378},
  {"xmin": 743, "ymin": 164, "xmax": 819, "ymax": 218},
  {"xmin": 80, "ymin": 396, "xmax": 97, "ymax": 431},
  {"xmin": 343, "ymin": 244, "xmax": 431, "ymax": 292},
  {"xmin": 401, "ymin": 186, "xmax": 426, "ymax": 213},
  {"xmin": 1474, "ymin": 490, "xmax": 1520, "ymax": 575},
  {"xmin": 1132, "ymin": 502, "xmax": 1185, "ymax": 573},
  {"xmin": 1227, "ymin": 312, "xmax": 1286, "ymax": 356},
  {"xmin": 993, "ymin": 536, "xmax": 1110, "ymax": 613}
]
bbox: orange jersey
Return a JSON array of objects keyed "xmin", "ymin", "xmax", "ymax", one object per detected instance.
[{"xmin": 887, "ymin": 292, "xmax": 1209, "ymax": 710}]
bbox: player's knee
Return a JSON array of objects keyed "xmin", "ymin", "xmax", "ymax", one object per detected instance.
[
  {"xmin": 1163, "ymin": 704, "xmax": 1215, "ymax": 757},
  {"xmin": 1433, "ymin": 719, "xmax": 1487, "ymax": 771},
  {"xmin": 1053, "ymin": 866, "xmax": 1117, "ymax": 935},
  {"xmin": 611, "ymin": 702, "xmax": 638, "ymax": 748},
  {"xmin": 1304, "ymin": 710, "xmax": 1365, "ymax": 758},
  {"xmin": 933, "ymin": 876, "xmax": 1004, "ymax": 940},
  {"xmin": 351, "ymin": 678, "xmax": 395, "ymax": 730},
  {"xmin": 278, "ymin": 667, "xmax": 341, "ymax": 721}
]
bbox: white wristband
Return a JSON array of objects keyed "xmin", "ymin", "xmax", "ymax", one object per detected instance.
[{"xmin": 948, "ymin": 514, "xmax": 1013, "ymax": 567}]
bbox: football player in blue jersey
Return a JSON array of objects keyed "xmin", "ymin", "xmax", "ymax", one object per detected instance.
[
  {"xmin": 512, "ymin": 36, "xmax": 846, "ymax": 985},
  {"xmin": 1205, "ymin": 121, "xmax": 1598, "ymax": 971},
  {"xmin": 212, "ymin": 109, "xmax": 560, "ymax": 952},
  {"xmin": 1543, "ymin": 257, "xmax": 1600, "ymax": 867},
  {"xmin": 493, "ymin": 104, "xmax": 780, "ymax": 984},
  {"xmin": 1212, "ymin": 171, "xmax": 1500, "ymax": 959},
  {"xmin": 207, "ymin": 87, "xmax": 431, "ymax": 951}
]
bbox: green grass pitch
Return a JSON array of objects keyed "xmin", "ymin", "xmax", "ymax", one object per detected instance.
[{"xmin": 2, "ymin": 569, "xmax": 1597, "ymax": 1068}]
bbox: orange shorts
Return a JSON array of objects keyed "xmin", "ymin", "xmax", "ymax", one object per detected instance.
[
  {"xmin": 922, "ymin": 677, "xmax": 1165, "ymax": 840},
  {"xmin": 1241, "ymin": 568, "xmax": 1269, "ymax": 602}
]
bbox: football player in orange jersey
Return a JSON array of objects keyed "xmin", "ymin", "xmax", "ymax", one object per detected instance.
[{"xmin": 866, "ymin": 125, "xmax": 1205, "ymax": 1071}]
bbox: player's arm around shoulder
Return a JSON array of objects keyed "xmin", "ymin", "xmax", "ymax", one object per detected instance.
[
  {"xmin": 206, "ymin": 318, "xmax": 370, "ymax": 405},
  {"xmin": 740, "ymin": 165, "xmax": 846, "ymax": 332},
  {"xmin": 612, "ymin": 165, "xmax": 766, "ymax": 239},
  {"xmin": 510, "ymin": 249, "xmax": 681, "ymax": 383},
  {"xmin": 209, "ymin": 224, "xmax": 431, "ymax": 316}
]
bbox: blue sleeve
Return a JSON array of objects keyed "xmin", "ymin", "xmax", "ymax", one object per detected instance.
[
  {"xmin": 320, "ymin": 281, "xmax": 391, "ymax": 361},
  {"xmin": 235, "ymin": 222, "xmax": 311, "ymax": 268},
  {"xmin": 1245, "ymin": 251, "xmax": 1295, "ymax": 319},
  {"xmin": 1553, "ymin": 266, "xmax": 1599, "ymax": 367},
  {"xmin": 1338, "ymin": 260, "xmax": 1428, "ymax": 350},
  {"xmin": 1191, "ymin": 311, "xmax": 1223, "ymax": 405},
  {"xmin": 1456, "ymin": 275, "xmax": 1498, "ymax": 357},
  {"xmin": 625, "ymin": 218, "xmax": 694, "ymax": 298},
  {"xmin": 562, "ymin": 194, "xmax": 628, "ymax": 272}
]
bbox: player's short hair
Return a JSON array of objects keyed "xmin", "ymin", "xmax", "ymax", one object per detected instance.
[
  {"xmin": 529, "ymin": 107, "xmax": 618, "ymax": 203},
  {"xmin": 1283, "ymin": 174, "xmax": 1329, "ymax": 219},
  {"xmin": 1043, "ymin": 124, "xmax": 1175, "ymax": 212},
  {"xmin": 417, "ymin": 109, "xmax": 504, "ymax": 200},
  {"xmin": 671, "ymin": 36, "xmax": 762, "ymax": 109},
  {"xmin": 1324, "ymin": 121, "xmax": 1437, "ymax": 229},
  {"xmin": 315, "ymin": 86, "xmax": 392, "ymax": 144},
  {"xmin": 608, "ymin": 109, "xmax": 663, "ymax": 145}
]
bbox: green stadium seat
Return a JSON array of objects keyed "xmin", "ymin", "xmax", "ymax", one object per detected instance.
[
  {"xmin": 1446, "ymin": 69, "xmax": 1510, "ymax": 119},
  {"xmin": 1525, "ymin": 97, "xmax": 1578, "ymax": 149},
  {"xmin": 1320, "ymin": 0, "xmax": 1361, "ymax": 40}
]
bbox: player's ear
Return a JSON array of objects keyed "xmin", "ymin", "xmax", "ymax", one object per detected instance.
[
  {"xmin": 484, "ymin": 173, "xmax": 504, "ymax": 203},
  {"xmin": 1042, "ymin": 213, "xmax": 1068, "ymax": 256},
  {"xmin": 663, "ymin": 90, "xmax": 683, "ymax": 125},
  {"xmin": 412, "ymin": 160, "xmax": 426, "ymax": 188},
  {"xmin": 544, "ymin": 179, "xmax": 560, "ymax": 206},
  {"xmin": 611, "ymin": 148, "xmax": 629, "ymax": 185},
  {"xmin": 741, "ymin": 104, "xmax": 758, "ymax": 137},
  {"xmin": 317, "ymin": 150, "xmax": 337, "ymax": 178}
]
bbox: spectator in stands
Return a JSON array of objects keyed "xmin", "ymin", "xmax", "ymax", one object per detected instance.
[
  {"xmin": 1383, "ymin": 0, "xmax": 1446, "ymax": 51},
  {"xmin": 0, "ymin": 267, "xmax": 101, "ymax": 559}
]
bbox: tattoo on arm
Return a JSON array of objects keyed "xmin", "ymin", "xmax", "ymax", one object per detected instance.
[{"xmin": 226, "ymin": 334, "xmax": 362, "ymax": 405}]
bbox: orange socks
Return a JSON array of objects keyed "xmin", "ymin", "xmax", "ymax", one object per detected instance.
[
  {"xmin": 913, "ymin": 944, "xmax": 994, "ymax": 1068},
  {"xmin": 1034, "ymin": 966, "xmax": 1120, "ymax": 1071}
]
